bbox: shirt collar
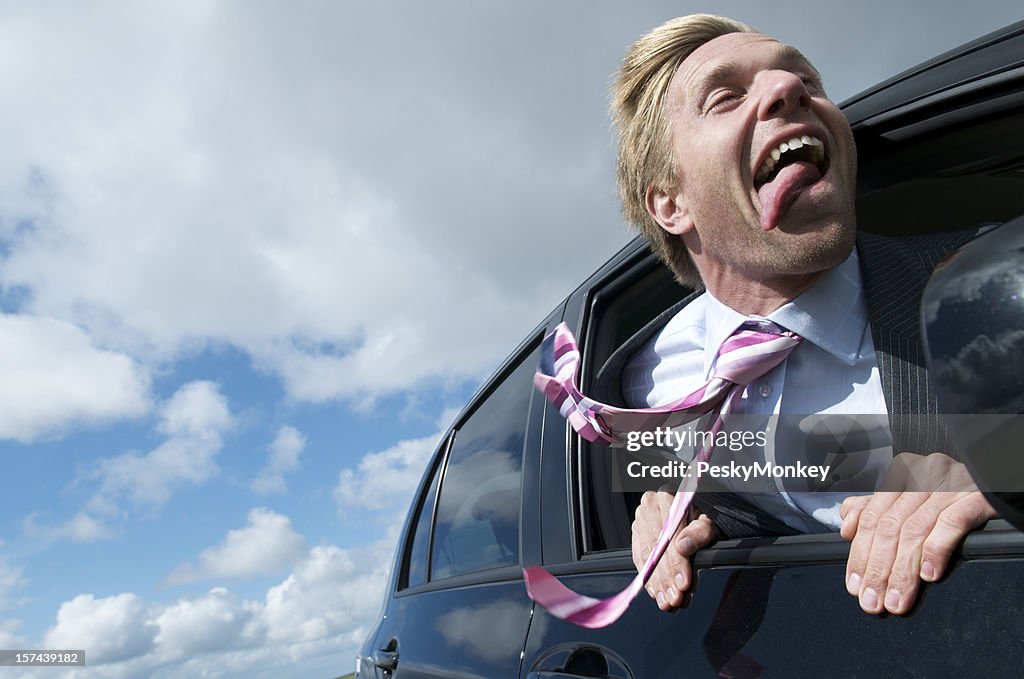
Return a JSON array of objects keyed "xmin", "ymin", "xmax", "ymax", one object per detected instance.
[{"xmin": 701, "ymin": 249, "xmax": 869, "ymax": 375}]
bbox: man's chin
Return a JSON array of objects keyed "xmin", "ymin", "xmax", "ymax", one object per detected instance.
[{"xmin": 764, "ymin": 218, "xmax": 856, "ymax": 274}]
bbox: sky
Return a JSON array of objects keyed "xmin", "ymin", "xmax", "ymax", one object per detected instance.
[{"xmin": 0, "ymin": 1, "xmax": 1020, "ymax": 677}]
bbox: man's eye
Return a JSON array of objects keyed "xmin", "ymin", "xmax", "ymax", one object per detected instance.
[{"xmin": 707, "ymin": 91, "xmax": 741, "ymax": 112}]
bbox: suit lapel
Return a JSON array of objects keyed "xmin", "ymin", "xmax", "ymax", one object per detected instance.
[{"xmin": 857, "ymin": 230, "xmax": 975, "ymax": 454}]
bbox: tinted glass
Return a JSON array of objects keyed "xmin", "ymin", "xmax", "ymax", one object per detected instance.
[
  {"xmin": 430, "ymin": 344, "xmax": 539, "ymax": 580},
  {"xmin": 922, "ymin": 217, "xmax": 1024, "ymax": 530},
  {"xmin": 403, "ymin": 452, "xmax": 443, "ymax": 589}
]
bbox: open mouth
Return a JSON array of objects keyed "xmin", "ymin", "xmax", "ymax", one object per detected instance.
[
  {"xmin": 754, "ymin": 135, "xmax": 829, "ymax": 190},
  {"xmin": 752, "ymin": 134, "xmax": 831, "ymax": 230}
]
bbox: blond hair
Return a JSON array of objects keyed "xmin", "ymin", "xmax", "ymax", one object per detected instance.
[{"xmin": 612, "ymin": 14, "xmax": 757, "ymax": 287}]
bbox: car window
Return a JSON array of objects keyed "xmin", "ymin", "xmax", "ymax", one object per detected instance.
[
  {"xmin": 401, "ymin": 446, "xmax": 444, "ymax": 589},
  {"xmin": 578, "ymin": 261, "xmax": 693, "ymax": 552},
  {"xmin": 429, "ymin": 342, "xmax": 540, "ymax": 580}
]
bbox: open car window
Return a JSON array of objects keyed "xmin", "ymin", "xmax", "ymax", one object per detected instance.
[
  {"xmin": 576, "ymin": 100, "xmax": 1024, "ymax": 554},
  {"xmin": 576, "ymin": 257, "xmax": 693, "ymax": 553}
]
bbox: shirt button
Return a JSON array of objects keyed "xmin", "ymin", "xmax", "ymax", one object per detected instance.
[{"xmin": 758, "ymin": 384, "xmax": 772, "ymax": 398}]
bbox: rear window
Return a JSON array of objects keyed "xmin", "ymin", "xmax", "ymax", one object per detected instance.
[{"xmin": 430, "ymin": 343, "xmax": 540, "ymax": 579}]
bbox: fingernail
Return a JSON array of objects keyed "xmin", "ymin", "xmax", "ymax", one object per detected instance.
[
  {"xmin": 674, "ymin": 572, "xmax": 685, "ymax": 589},
  {"xmin": 657, "ymin": 591, "xmax": 666, "ymax": 607},
  {"xmin": 885, "ymin": 588, "xmax": 901, "ymax": 612},
  {"xmin": 846, "ymin": 572, "xmax": 861, "ymax": 596},
  {"xmin": 921, "ymin": 561, "xmax": 936, "ymax": 581},
  {"xmin": 678, "ymin": 537, "xmax": 696, "ymax": 554},
  {"xmin": 860, "ymin": 588, "xmax": 879, "ymax": 612},
  {"xmin": 667, "ymin": 587, "xmax": 677, "ymax": 601}
]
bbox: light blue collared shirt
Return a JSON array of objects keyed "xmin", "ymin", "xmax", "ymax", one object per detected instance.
[{"xmin": 622, "ymin": 250, "xmax": 892, "ymax": 532}]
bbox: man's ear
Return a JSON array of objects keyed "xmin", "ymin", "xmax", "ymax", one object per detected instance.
[{"xmin": 645, "ymin": 185, "xmax": 694, "ymax": 235}]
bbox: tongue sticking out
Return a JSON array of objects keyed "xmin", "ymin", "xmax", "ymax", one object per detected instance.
[{"xmin": 757, "ymin": 160, "xmax": 822, "ymax": 231}]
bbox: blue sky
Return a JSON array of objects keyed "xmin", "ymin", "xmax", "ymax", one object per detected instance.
[{"xmin": 1, "ymin": 1, "xmax": 1021, "ymax": 677}]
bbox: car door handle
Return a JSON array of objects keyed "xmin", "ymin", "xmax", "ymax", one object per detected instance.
[
  {"xmin": 372, "ymin": 649, "xmax": 398, "ymax": 671},
  {"xmin": 527, "ymin": 644, "xmax": 633, "ymax": 679}
]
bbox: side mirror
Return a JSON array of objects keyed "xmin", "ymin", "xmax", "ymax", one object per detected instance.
[{"xmin": 921, "ymin": 217, "xmax": 1024, "ymax": 531}]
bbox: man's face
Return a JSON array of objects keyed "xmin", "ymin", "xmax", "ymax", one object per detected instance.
[{"xmin": 656, "ymin": 32, "xmax": 858, "ymax": 284}]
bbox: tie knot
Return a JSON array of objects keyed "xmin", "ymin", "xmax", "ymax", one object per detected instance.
[
  {"xmin": 713, "ymin": 320, "xmax": 802, "ymax": 386},
  {"xmin": 740, "ymin": 319, "xmax": 787, "ymax": 335}
]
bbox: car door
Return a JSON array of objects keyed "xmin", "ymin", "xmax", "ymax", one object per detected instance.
[
  {"xmin": 361, "ymin": 324, "xmax": 551, "ymax": 679},
  {"xmin": 520, "ymin": 248, "xmax": 1024, "ymax": 679}
]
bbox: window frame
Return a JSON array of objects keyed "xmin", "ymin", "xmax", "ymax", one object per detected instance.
[
  {"xmin": 571, "ymin": 250, "xmax": 693, "ymax": 556},
  {"xmin": 396, "ymin": 431, "xmax": 451, "ymax": 592}
]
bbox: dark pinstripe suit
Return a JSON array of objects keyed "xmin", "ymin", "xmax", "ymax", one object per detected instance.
[{"xmin": 858, "ymin": 229, "xmax": 978, "ymax": 456}]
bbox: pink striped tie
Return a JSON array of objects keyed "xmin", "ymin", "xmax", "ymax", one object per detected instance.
[{"xmin": 525, "ymin": 320, "xmax": 801, "ymax": 628}]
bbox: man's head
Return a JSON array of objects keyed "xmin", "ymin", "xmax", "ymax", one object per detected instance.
[{"xmin": 612, "ymin": 15, "xmax": 857, "ymax": 293}]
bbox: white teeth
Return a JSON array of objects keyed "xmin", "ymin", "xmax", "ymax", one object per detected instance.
[{"xmin": 755, "ymin": 135, "xmax": 825, "ymax": 184}]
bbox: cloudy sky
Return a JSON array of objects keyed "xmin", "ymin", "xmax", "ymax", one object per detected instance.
[{"xmin": 0, "ymin": 1, "xmax": 1020, "ymax": 677}]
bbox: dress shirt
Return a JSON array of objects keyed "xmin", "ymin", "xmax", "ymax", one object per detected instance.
[{"xmin": 621, "ymin": 249, "xmax": 893, "ymax": 532}]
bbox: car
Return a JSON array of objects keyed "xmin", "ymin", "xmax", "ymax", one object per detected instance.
[{"xmin": 356, "ymin": 20, "xmax": 1024, "ymax": 679}]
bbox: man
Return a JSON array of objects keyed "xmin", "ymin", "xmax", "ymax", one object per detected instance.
[{"xmin": 611, "ymin": 15, "xmax": 996, "ymax": 616}]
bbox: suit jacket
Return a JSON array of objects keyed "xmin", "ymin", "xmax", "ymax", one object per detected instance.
[{"xmin": 592, "ymin": 229, "xmax": 980, "ymax": 537}]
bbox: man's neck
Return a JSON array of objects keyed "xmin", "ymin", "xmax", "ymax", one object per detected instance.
[{"xmin": 702, "ymin": 269, "xmax": 825, "ymax": 316}]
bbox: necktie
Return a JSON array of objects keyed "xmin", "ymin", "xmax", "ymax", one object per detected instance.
[{"xmin": 525, "ymin": 320, "xmax": 801, "ymax": 628}]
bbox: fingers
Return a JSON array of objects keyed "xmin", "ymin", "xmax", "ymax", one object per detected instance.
[
  {"xmin": 842, "ymin": 489, "xmax": 996, "ymax": 615},
  {"xmin": 631, "ymin": 490, "xmax": 718, "ymax": 612},
  {"xmin": 655, "ymin": 514, "xmax": 717, "ymax": 610},
  {"xmin": 918, "ymin": 491, "xmax": 996, "ymax": 582},
  {"xmin": 631, "ymin": 490, "xmax": 672, "ymax": 572},
  {"xmin": 839, "ymin": 494, "xmax": 870, "ymax": 540},
  {"xmin": 648, "ymin": 524, "xmax": 693, "ymax": 610},
  {"xmin": 847, "ymin": 490, "xmax": 930, "ymax": 613}
]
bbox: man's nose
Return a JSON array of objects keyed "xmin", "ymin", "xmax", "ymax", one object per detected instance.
[{"xmin": 756, "ymin": 70, "xmax": 811, "ymax": 119}]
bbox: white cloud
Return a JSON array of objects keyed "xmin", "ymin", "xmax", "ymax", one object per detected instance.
[
  {"xmin": 86, "ymin": 381, "xmax": 233, "ymax": 516},
  {"xmin": 23, "ymin": 512, "xmax": 115, "ymax": 544},
  {"xmin": 165, "ymin": 508, "xmax": 306, "ymax": 587},
  {"xmin": 156, "ymin": 380, "xmax": 234, "ymax": 440},
  {"xmin": 0, "ymin": 619, "xmax": 26, "ymax": 650},
  {"xmin": 153, "ymin": 588, "xmax": 261, "ymax": 662},
  {"xmin": 0, "ymin": 3, "xmax": 628, "ymax": 408},
  {"xmin": 334, "ymin": 430, "xmax": 440, "ymax": 518},
  {"xmin": 32, "ymin": 535, "xmax": 395, "ymax": 677},
  {"xmin": 0, "ymin": 550, "xmax": 27, "ymax": 650},
  {"xmin": 0, "ymin": 314, "xmax": 150, "ymax": 442},
  {"xmin": 251, "ymin": 426, "xmax": 305, "ymax": 495},
  {"xmin": 0, "ymin": 554, "xmax": 27, "ymax": 611},
  {"xmin": 14, "ymin": 381, "xmax": 233, "ymax": 549},
  {"xmin": 43, "ymin": 593, "xmax": 157, "ymax": 665}
]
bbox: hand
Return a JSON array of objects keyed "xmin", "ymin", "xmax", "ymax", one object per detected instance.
[
  {"xmin": 631, "ymin": 486, "xmax": 719, "ymax": 611},
  {"xmin": 839, "ymin": 452, "xmax": 996, "ymax": 615}
]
